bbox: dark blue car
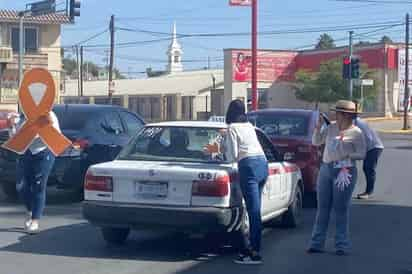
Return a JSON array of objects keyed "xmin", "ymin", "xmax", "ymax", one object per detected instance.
[{"xmin": 0, "ymin": 104, "xmax": 144, "ymax": 200}]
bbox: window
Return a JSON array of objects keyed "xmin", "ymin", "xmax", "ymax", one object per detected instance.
[
  {"xmin": 256, "ymin": 130, "xmax": 280, "ymax": 162},
  {"xmin": 11, "ymin": 27, "xmax": 38, "ymax": 52},
  {"xmin": 103, "ymin": 112, "xmax": 124, "ymax": 134},
  {"xmin": 118, "ymin": 126, "xmax": 226, "ymax": 163},
  {"xmin": 120, "ymin": 111, "xmax": 143, "ymax": 135},
  {"xmin": 249, "ymin": 113, "xmax": 309, "ymax": 137},
  {"xmin": 174, "ymin": 55, "xmax": 179, "ymax": 63}
]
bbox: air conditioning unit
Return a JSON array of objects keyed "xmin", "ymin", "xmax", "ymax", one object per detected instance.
[{"xmin": 0, "ymin": 47, "xmax": 13, "ymax": 63}]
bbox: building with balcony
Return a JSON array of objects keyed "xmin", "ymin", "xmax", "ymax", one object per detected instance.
[{"xmin": 0, "ymin": 9, "xmax": 70, "ymax": 110}]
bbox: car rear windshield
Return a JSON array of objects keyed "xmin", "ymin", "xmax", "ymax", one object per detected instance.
[
  {"xmin": 118, "ymin": 126, "xmax": 229, "ymax": 163},
  {"xmin": 54, "ymin": 107, "xmax": 93, "ymax": 130},
  {"xmin": 249, "ymin": 113, "xmax": 309, "ymax": 137}
]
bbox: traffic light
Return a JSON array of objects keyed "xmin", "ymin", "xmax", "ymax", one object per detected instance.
[
  {"xmin": 351, "ymin": 57, "xmax": 360, "ymax": 79},
  {"xmin": 69, "ymin": 0, "xmax": 81, "ymax": 22},
  {"xmin": 342, "ymin": 56, "xmax": 351, "ymax": 79}
]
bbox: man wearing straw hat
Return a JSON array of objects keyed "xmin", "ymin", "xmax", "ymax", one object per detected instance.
[{"xmin": 307, "ymin": 100, "xmax": 366, "ymax": 256}]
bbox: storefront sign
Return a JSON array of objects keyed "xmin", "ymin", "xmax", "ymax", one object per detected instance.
[{"xmin": 232, "ymin": 50, "xmax": 297, "ymax": 82}]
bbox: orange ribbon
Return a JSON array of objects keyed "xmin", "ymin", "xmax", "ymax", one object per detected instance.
[{"xmin": 2, "ymin": 68, "xmax": 71, "ymax": 156}]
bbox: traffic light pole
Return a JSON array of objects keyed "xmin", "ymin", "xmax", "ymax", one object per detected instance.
[
  {"xmin": 108, "ymin": 14, "xmax": 115, "ymax": 104},
  {"xmin": 404, "ymin": 13, "xmax": 410, "ymax": 130},
  {"xmin": 348, "ymin": 31, "xmax": 354, "ymax": 100},
  {"xmin": 251, "ymin": 0, "xmax": 258, "ymax": 111}
]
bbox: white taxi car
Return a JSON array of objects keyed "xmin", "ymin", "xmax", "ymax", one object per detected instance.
[{"xmin": 83, "ymin": 121, "xmax": 303, "ymax": 245}]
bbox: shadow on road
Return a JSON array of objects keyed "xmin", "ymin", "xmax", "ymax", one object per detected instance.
[{"xmin": 0, "ymin": 203, "xmax": 411, "ymax": 273}]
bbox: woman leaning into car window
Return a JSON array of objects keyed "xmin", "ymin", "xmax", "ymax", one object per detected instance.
[
  {"xmin": 307, "ymin": 100, "xmax": 366, "ymax": 256},
  {"xmin": 7, "ymin": 111, "xmax": 60, "ymax": 234},
  {"xmin": 205, "ymin": 99, "xmax": 268, "ymax": 265}
]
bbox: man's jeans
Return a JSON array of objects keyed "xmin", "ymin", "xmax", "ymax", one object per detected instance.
[
  {"xmin": 363, "ymin": 148, "xmax": 383, "ymax": 194},
  {"xmin": 19, "ymin": 149, "xmax": 55, "ymax": 220},
  {"xmin": 238, "ymin": 155, "xmax": 268, "ymax": 253},
  {"xmin": 309, "ymin": 163, "xmax": 357, "ymax": 251}
]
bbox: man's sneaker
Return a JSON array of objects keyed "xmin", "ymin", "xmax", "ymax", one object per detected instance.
[
  {"xmin": 357, "ymin": 193, "xmax": 371, "ymax": 200},
  {"xmin": 26, "ymin": 221, "xmax": 39, "ymax": 234},
  {"xmin": 234, "ymin": 253, "xmax": 262, "ymax": 265}
]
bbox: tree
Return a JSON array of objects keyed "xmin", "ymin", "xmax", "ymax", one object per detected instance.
[
  {"xmin": 355, "ymin": 40, "xmax": 371, "ymax": 46},
  {"xmin": 63, "ymin": 58, "xmax": 125, "ymax": 79},
  {"xmin": 315, "ymin": 33, "xmax": 336, "ymax": 50},
  {"xmin": 380, "ymin": 35, "xmax": 393, "ymax": 44},
  {"xmin": 294, "ymin": 58, "xmax": 379, "ymax": 108}
]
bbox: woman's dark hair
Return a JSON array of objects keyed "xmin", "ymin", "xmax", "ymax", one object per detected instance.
[{"xmin": 226, "ymin": 99, "xmax": 247, "ymax": 124}]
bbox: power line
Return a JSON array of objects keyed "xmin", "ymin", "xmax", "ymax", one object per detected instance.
[
  {"xmin": 331, "ymin": 0, "xmax": 412, "ymax": 3},
  {"xmin": 74, "ymin": 29, "xmax": 109, "ymax": 46}
]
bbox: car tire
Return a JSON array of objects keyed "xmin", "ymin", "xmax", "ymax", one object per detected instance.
[
  {"xmin": 101, "ymin": 227, "xmax": 130, "ymax": 246},
  {"xmin": 281, "ymin": 185, "xmax": 303, "ymax": 228},
  {"xmin": 1, "ymin": 181, "xmax": 18, "ymax": 201}
]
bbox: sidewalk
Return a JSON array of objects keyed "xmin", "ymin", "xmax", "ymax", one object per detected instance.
[{"xmin": 366, "ymin": 118, "xmax": 412, "ymax": 134}]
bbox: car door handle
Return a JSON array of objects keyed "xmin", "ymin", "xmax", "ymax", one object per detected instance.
[{"xmin": 109, "ymin": 144, "xmax": 117, "ymax": 148}]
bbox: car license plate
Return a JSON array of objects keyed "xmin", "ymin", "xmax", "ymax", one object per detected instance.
[{"xmin": 135, "ymin": 181, "xmax": 168, "ymax": 197}]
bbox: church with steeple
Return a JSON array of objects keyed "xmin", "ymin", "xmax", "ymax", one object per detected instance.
[{"xmin": 166, "ymin": 22, "xmax": 183, "ymax": 74}]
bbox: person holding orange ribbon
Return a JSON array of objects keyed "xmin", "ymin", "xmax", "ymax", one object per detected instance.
[
  {"xmin": 307, "ymin": 100, "xmax": 366, "ymax": 256},
  {"xmin": 7, "ymin": 112, "xmax": 61, "ymax": 233},
  {"xmin": 3, "ymin": 68, "xmax": 71, "ymax": 234}
]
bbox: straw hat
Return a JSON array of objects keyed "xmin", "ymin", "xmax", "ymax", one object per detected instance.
[{"xmin": 330, "ymin": 100, "xmax": 360, "ymax": 114}]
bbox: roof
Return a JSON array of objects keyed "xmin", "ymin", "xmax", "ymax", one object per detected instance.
[
  {"xmin": 0, "ymin": 10, "xmax": 71, "ymax": 25},
  {"xmin": 249, "ymin": 108, "xmax": 318, "ymax": 116},
  {"xmin": 147, "ymin": 121, "xmax": 227, "ymax": 128},
  {"xmin": 53, "ymin": 104, "xmax": 125, "ymax": 111},
  {"xmin": 63, "ymin": 69, "xmax": 224, "ymax": 97}
]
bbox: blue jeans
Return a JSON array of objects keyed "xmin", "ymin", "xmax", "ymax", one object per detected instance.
[
  {"xmin": 309, "ymin": 163, "xmax": 357, "ymax": 251},
  {"xmin": 20, "ymin": 149, "xmax": 55, "ymax": 220},
  {"xmin": 238, "ymin": 155, "xmax": 268, "ymax": 253},
  {"xmin": 363, "ymin": 148, "xmax": 383, "ymax": 194}
]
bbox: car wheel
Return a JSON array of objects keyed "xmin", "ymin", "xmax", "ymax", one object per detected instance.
[
  {"xmin": 101, "ymin": 227, "xmax": 130, "ymax": 246},
  {"xmin": 281, "ymin": 185, "xmax": 303, "ymax": 228},
  {"xmin": 1, "ymin": 181, "xmax": 18, "ymax": 201}
]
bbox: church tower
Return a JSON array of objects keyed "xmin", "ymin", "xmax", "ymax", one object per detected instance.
[{"xmin": 166, "ymin": 22, "xmax": 183, "ymax": 74}]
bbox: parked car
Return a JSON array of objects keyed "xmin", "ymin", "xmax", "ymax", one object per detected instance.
[
  {"xmin": 83, "ymin": 121, "xmax": 303, "ymax": 246},
  {"xmin": 0, "ymin": 104, "xmax": 144, "ymax": 200},
  {"xmin": 248, "ymin": 109, "xmax": 329, "ymax": 204},
  {"xmin": 0, "ymin": 110, "xmax": 16, "ymax": 130}
]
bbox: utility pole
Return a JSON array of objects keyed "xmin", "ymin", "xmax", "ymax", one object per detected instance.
[
  {"xmin": 251, "ymin": 0, "xmax": 258, "ymax": 111},
  {"xmin": 349, "ymin": 30, "xmax": 354, "ymax": 100},
  {"xmin": 75, "ymin": 45, "xmax": 80, "ymax": 97},
  {"xmin": 80, "ymin": 46, "xmax": 84, "ymax": 97},
  {"xmin": 18, "ymin": 11, "xmax": 25, "ymax": 89},
  {"xmin": 108, "ymin": 14, "xmax": 115, "ymax": 104},
  {"xmin": 404, "ymin": 13, "xmax": 410, "ymax": 130}
]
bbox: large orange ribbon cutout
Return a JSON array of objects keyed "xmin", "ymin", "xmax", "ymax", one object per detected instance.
[{"xmin": 2, "ymin": 68, "xmax": 71, "ymax": 156}]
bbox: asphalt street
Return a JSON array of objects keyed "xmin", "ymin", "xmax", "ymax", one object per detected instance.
[{"xmin": 0, "ymin": 121, "xmax": 411, "ymax": 274}]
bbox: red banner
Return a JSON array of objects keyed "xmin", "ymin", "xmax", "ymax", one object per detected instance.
[
  {"xmin": 232, "ymin": 50, "xmax": 298, "ymax": 82},
  {"xmin": 229, "ymin": 0, "xmax": 252, "ymax": 6}
]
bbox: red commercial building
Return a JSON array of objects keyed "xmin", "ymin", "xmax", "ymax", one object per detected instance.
[{"xmin": 223, "ymin": 43, "xmax": 405, "ymax": 116}]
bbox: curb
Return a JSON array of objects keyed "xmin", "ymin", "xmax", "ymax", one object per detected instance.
[
  {"xmin": 377, "ymin": 129, "xmax": 412, "ymax": 134},
  {"xmin": 364, "ymin": 117, "xmax": 403, "ymax": 122}
]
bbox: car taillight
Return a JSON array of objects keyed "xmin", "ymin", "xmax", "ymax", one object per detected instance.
[
  {"xmin": 192, "ymin": 174, "xmax": 230, "ymax": 197},
  {"xmin": 73, "ymin": 139, "xmax": 89, "ymax": 150},
  {"xmin": 84, "ymin": 171, "xmax": 113, "ymax": 192}
]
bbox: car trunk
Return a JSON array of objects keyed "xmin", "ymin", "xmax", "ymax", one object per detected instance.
[{"xmin": 92, "ymin": 160, "xmax": 230, "ymax": 207}]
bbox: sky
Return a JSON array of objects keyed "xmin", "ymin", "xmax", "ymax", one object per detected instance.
[{"xmin": 0, "ymin": 0, "xmax": 410, "ymax": 76}]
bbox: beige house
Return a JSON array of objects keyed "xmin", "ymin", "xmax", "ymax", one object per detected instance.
[{"xmin": 0, "ymin": 10, "xmax": 70, "ymax": 110}]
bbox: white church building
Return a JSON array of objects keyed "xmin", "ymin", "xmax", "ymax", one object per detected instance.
[{"xmin": 62, "ymin": 23, "xmax": 225, "ymax": 122}]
